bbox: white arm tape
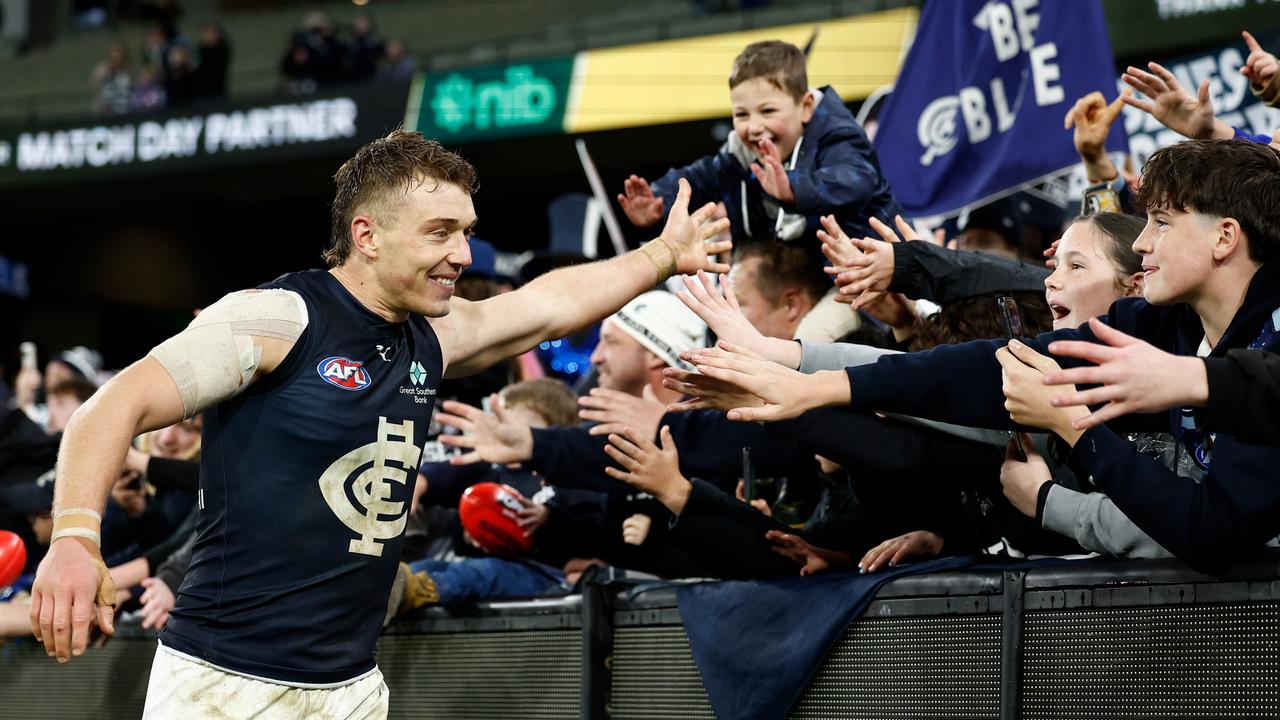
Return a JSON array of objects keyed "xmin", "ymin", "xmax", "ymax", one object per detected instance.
[{"xmin": 149, "ymin": 289, "xmax": 308, "ymax": 418}]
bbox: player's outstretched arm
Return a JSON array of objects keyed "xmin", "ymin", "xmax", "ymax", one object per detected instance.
[
  {"xmin": 439, "ymin": 178, "xmax": 731, "ymax": 378},
  {"xmin": 29, "ymin": 290, "xmax": 302, "ymax": 663}
]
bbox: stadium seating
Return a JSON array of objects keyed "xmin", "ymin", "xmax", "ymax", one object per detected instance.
[{"xmin": 0, "ymin": 0, "xmax": 914, "ymax": 123}]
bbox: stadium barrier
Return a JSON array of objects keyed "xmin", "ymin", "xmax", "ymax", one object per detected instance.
[{"xmin": 1, "ymin": 555, "xmax": 1277, "ymax": 718}]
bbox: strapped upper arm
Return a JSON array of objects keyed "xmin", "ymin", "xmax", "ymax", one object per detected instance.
[{"xmin": 148, "ymin": 289, "xmax": 308, "ymax": 418}]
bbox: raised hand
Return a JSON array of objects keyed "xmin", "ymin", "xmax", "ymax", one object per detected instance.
[
  {"xmin": 675, "ymin": 270, "xmax": 796, "ymax": 366},
  {"xmin": 826, "ymin": 215, "xmax": 907, "ymax": 310},
  {"xmin": 1241, "ymin": 31, "xmax": 1279, "ymax": 97},
  {"xmin": 1042, "ymin": 317, "xmax": 1209, "ymax": 431},
  {"xmin": 436, "ymin": 396, "xmax": 534, "ymax": 466},
  {"xmin": 658, "ymin": 178, "xmax": 733, "ymax": 275},
  {"xmin": 765, "ymin": 530, "xmax": 853, "ymax": 576},
  {"xmin": 750, "ymin": 137, "xmax": 794, "ymax": 204},
  {"xmin": 662, "ymin": 365, "xmax": 766, "ymax": 414},
  {"xmin": 603, "ymin": 426, "xmax": 691, "ymax": 514},
  {"xmin": 617, "ymin": 175, "xmax": 665, "ymax": 227},
  {"xmin": 1121, "ymin": 62, "xmax": 1231, "ymax": 139},
  {"xmin": 999, "ymin": 434, "xmax": 1052, "ymax": 518},
  {"xmin": 579, "ymin": 386, "xmax": 666, "ymax": 438},
  {"xmin": 858, "ymin": 530, "xmax": 944, "ymax": 574},
  {"xmin": 680, "ymin": 341, "xmax": 850, "ymax": 422},
  {"xmin": 1064, "ymin": 90, "xmax": 1127, "ymax": 182}
]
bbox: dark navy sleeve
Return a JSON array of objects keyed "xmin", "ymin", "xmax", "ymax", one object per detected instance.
[
  {"xmin": 890, "ymin": 241, "xmax": 1050, "ymax": 304},
  {"xmin": 661, "ymin": 410, "xmax": 816, "ymax": 491},
  {"xmin": 528, "ymin": 410, "xmax": 815, "ymax": 494},
  {"xmin": 1202, "ymin": 350, "xmax": 1280, "ymax": 444},
  {"xmin": 650, "ymin": 154, "xmax": 727, "ymax": 221},
  {"xmin": 787, "ymin": 139, "xmax": 880, "ymax": 215},
  {"xmin": 1070, "ymin": 426, "xmax": 1280, "ymax": 573},
  {"xmin": 844, "ymin": 300, "xmax": 1170, "ymax": 432},
  {"xmin": 527, "ymin": 426, "xmax": 615, "ymax": 492}
]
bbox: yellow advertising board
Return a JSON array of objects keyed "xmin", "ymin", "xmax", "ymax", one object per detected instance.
[{"xmin": 564, "ymin": 6, "xmax": 918, "ymax": 134}]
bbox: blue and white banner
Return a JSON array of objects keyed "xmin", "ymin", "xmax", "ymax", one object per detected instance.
[{"xmin": 875, "ymin": 0, "xmax": 1125, "ymax": 219}]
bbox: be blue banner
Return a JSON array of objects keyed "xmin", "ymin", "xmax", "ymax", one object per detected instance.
[{"xmin": 875, "ymin": 0, "xmax": 1126, "ymax": 219}]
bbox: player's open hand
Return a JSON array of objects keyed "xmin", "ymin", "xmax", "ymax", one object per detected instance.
[{"xmin": 658, "ymin": 178, "xmax": 732, "ymax": 275}]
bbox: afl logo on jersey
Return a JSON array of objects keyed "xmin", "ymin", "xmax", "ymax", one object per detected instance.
[{"xmin": 317, "ymin": 356, "xmax": 372, "ymax": 391}]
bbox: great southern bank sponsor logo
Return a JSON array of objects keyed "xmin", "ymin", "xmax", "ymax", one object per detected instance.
[{"xmin": 317, "ymin": 356, "xmax": 371, "ymax": 391}]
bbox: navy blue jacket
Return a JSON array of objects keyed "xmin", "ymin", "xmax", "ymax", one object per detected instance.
[
  {"xmin": 844, "ymin": 261, "xmax": 1280, "ymax": 573},
  {"xmin": 651, "ymin": 86, "xmax": 905, "ymax": 251},
  {"xmin": 528, "ymin": 409, "xmax": 816, "ymax": 494}
]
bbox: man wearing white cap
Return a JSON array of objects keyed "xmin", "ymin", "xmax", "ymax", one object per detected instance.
[
  {"xmin": 588, "ymin": 290, "xmax": 707, "ymax": 404},
  {"xmin": 435, "ymin": 289, "xmax": 706, "ymax": 463}
]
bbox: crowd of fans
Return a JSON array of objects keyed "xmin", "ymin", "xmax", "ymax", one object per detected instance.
[
  {"xmin": 7, "ymin": 29, "xmax": 1280, "ymax": 669},
  {"xmin": 91, "ymin": 20, "xmax": 229, "ymax": 115},
  {"xmin": 90, "ymin": 10, "xmax": 417, "ymax": 115},
  {"xmin": 278, "ymin": 12, "xmax": 416, "ymax": 97}
]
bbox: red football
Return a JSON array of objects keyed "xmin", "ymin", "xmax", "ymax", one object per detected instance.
[
  {"xmin": 458, "ymin": 483, "xmax": 534, "ymax": 556},
  {"xmin": 0, "ymin": 530, "xmax": 27, "ymax": 588}
]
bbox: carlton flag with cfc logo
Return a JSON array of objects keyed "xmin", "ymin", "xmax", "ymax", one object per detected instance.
[{"xmin": 875, "ymin": 0, "xmax": 1126, "ymax": 219}]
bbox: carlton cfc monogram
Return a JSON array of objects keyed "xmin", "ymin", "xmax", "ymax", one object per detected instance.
[{"xmin": 318, "ymin": 416, "xmax": 421, "ymax": 556}]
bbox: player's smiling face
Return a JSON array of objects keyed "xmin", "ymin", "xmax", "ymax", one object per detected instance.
[
  {"xmin": 372, "ymin": 179, "xmax": 475, "ymax": 319},
  {"xmin": 730, "ymin": 77, "xmax": 813, "ymax": 162}
]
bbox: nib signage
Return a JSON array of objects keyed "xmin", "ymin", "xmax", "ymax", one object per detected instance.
[{"xmin": 410, "ymin": 57, "xmax": 574, "ymax": 143}]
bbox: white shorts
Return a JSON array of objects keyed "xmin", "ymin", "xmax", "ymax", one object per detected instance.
[{"xmin": 142, "ymin": 643, "xmax": 389, "ymax": 720}]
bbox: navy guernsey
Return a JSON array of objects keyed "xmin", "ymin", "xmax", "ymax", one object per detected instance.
[{"xmin": 161, "ymin": 269, "xmax": 442, "ymax": 685}]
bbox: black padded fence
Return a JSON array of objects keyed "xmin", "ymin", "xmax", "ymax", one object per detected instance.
[{"xmin": 2, "ymin": 556, "xmax": 1278, "ymax": 719}]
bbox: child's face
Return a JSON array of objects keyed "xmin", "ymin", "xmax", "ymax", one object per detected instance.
[
  {"xmin": 1044, "ymin": 223, "xmax": 1141, "ymax": 330},
  {"xmin": 1132, "ymin": 207, "xmax": 1220, "ymax": 306},
  {"xmin": 730, "ymin": 78, "xmax": 814, "ymax": 162}
]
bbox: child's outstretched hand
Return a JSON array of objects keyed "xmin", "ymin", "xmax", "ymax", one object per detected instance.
[
  {"xmin": 751, "ymin": 138, "xmax": 795, "ymax": 204},
  {"xmin": 618, "ymin": 175, "xmax": 665, "ymax": 227}
]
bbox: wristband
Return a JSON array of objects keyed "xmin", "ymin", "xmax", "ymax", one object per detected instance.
[
  {"xmin": 51, "ymin": 527, "xmax": 102, "ymax": 546},
  {"xmin": 52, "ymin": 507, "xmax": 103, "ymax": 548},
  {"xmin": 639, "ymin": 238, "xmax": 677, "ymax": 280},
  {"xmin": 54, "ymin": 507, "xmax": 103, "ymax": 523}
]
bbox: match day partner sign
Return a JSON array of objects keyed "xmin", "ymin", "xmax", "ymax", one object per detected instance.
[{"xmin": 875, "ymin": 0, "xmax": 1125, "ymax": 220}]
